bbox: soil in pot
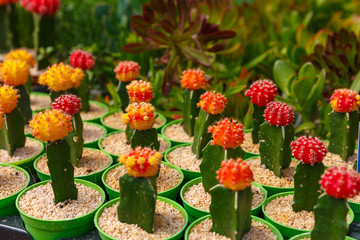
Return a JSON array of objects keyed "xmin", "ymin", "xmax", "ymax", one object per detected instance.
[
  {"xmin": 0, "ymin": 138, "xmax": 43, "ymax": 163},
  {"xmin": 322, "ymin": 151, "xmax": 357, "ymax": 169},
  {"xmin": 30, "ymin": 93, "xmax": 51, "ymax": 112},
  {"xmin": 80, "ymin": 102, "xmax": 107, "ymax": 121},
  {"xmin": 163, "ymin": 121, "xmax": 194, "ymax": 143},
  {"xmin": 0, "ymin": 165, "xmax": 28, "ymax": 199},
  {"xmin": 166, "ymin": 145, "xmax": 201, "ymax": 172},
  {"xmin": 83, "ymin": 122, "xmax": 106, "ymax": 144},
  {"xmin": 241, "ymin": 132, "xmax": 259, "ymax": 155}
]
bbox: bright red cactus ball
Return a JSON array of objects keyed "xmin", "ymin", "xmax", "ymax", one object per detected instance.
[
  {"xmin": 245, "ymin": 79, "xmax": 277, "ymax": 107},
  {"xmin": 264, "ymin": 101, "xmax": 294, "ymax": 126},
  {"xmin": 320, "ymin": 166, "xmax": 360, "ymax": 199},
  {"xmin": 51, "ymin": 94, "xmax": 81, "ymax": 116},
  {"xmin": 21, "ymin": 0, "xmax": 60, "ymax": 16},
  {"xmin": 291, "ymin": 136, "xmax": 327, "ymax": 164},
  {"xmin": 69, "ymin": 50, "xmax": 95, "ymax": 71}
]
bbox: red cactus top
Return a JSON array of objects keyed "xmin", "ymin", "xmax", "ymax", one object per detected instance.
[
  {"xmin": 51, "ymin": 94, "xmax": 81, "ymax": 116},
  {"xmin": 330, "ymin": 89, "xmax": 360, "ymax": 113},
  {"xmin": 21, "ymin": 0, "xmax": 60, "ymax": 16},
  {"xmin": 264, "ymin": 101, "xmax": 294, "ymax": 126},
  {"xmin": 69, "ymin": 50, "xmax": 95, "ymax": 71},
  {"xmin": 208, "ymin": 118, "xmax": 244, "ymax": 149},
  {"xmin": 291, "ymin": 136, "xmax": 327, "ymax": 164},
  {"xmin": 126, "ymin": 80, "xmax": 154, "ymax": 103},
  {"xmin": 114, "ymin": 61, "xmax": 140, "ymax": 82},
  {"xmin": 245, "ymin": 79, "xmax": 277, "ymax": 107},
  {"xmin": 180, "ymin": 69, "xmax": 207, "ymax": 90},
  {"xmin": 216, "ymin": 159, "xmax": 254, "ymax": 191},
  {"xmin": 197, "ymin": 91, "xmax": 227, "ymax": 115},
  {"xmin": 320, "ymin": 166, "xmax": 360, "ymax": 199}
]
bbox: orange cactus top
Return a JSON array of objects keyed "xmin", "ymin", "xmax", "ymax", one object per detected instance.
[
  {"xmin": 126, "ymin": 80, "xmax": 154, "ymax": 103},
  {"xmin": 39, "ymin": 63, "xmax": 85, "ymax": 92},
  {"xmin": 29, "ymin": 109, "xmax": 73, "ymax": 142},
  {"xmin": 120, "ymin": 147, "xmax": 162, "ymax": 177},
  {"xmin": 0, "ymin": 113, "xmax": 4, "ymax": 130},
  {"xmin": 0, "ymin": 60, "xmax": 30, "ymax": 86},
  {"xmin": 122, "ymin": 102, "xmax": 155, "ymax": 130},
  {"xmin": 217, "ymin": 159, "xmax": 254, "ymax": 191},
  {"xmin": 197, "ymin": 91, "xmax": 227, "ymax": 115},
  {"xmin": 208, "ymin": 118, "xmax": 244, "ymax": 149},
  {"xmin": 330, "ymin": 89, "xmax": 360, "ymax": 112},
  {"xmin": 180, "ymin": 69, "xmax": 207, "ymax": 90},
  {"xmin": 5, "ymin": 49, "xmax": 35, "ymax": 68},
  {"xmin": 114, "ymin": 61, "xmax": 140, "ymax": 82},
  {"xmin": 0, "ymin": 86, "xmax": 19, "ymax": 114}
]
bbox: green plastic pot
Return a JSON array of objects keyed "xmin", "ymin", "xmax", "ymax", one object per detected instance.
[
  {"xmin": 16, "ymin": 179, "xmax": 106, "ymax": 240},
  {"xmin": 33, "ymin": 148, "xmax": 113, "ymax": 186},
  {"xmin": 100, "ymin": 111, "xmax": 167, "ymax": 134},
  {"xmin": 94, "ymin": 196, "xmax": 189, "ymax": 240},
  {"xmin": 30, "ymin": 92, "xmax": 51, "ymax": 114},
  {"xmin": 161, "ymin": 119, "xmax": 193, "ymax": 147},
  {"xmin": 83, "ymin": 122, "xmax": 107, "ymax": 149},
  {"xmin": 83, "ymin": 100, "xmax": 109, "ymax": 124},
  {"xmin": 243, "ymin": 129, "xmax": 260, "ymax": 159},
  {"xmin": 102, "ymin": 162, "xmax": 184, "ymax": 201},
  {"xmin": 98, "ymin": 131, "xmax": 171, "ymax": 162},
  {"xmin": 0, "ymin": 164, "xmax": 30, "ymax": 217},
  {"xmin": 184, "ymin": 214, "xmax": 283, "ymax": 240},
  {"xmin": 288, "ymin": 232, "xmax": 356, "ymax": 240},
  {"xmin": 262, "ymin": 191, "xmax": 355, "ymax": 238},
  {"xmin": 180, "ymin": 177, "xmax": 268, "ymax": 221},
  {"xmin": 349, "ymin": 200, "xmax": 360, "ymax": 222},
  {"xmin": 164, "ymin": 143, "xmax": 201, "ymax": 182}
]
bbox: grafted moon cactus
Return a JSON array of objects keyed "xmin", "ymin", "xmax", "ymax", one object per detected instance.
[
  {"xmin": 5, "ymin": 49, "xmax": 35, "ymax": 68},
  {"xmin": 328, "ymin": 89, "xmax": 360, "ymax": 161},
  {"xmin": 312, "ymin": 167, "xmax": 360, "ymax": 240},
  {"xmin": 126, "ymin": 80, "xmax": 153, "ymax": 103},
  {"xmin": 245, "ymin": 79, "xmax": 277, "ymax": 143}
]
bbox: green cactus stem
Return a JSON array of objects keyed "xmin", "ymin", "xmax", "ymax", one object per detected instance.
[
  {"xmin": 130, "ymin": 128, "xmax": 160, "ymax": 150},
  {"xmin": 0, "ymin": 107, "xmax": 26, "ymax": 156},
  {"xmin": 118, "ymin": 174, "xmax": 157, "ymax": 233},
  {"xmin": 125, "ymin": 124, "xmax": 133, "ymax": 142},
  {"xmin": 200, "ymin": 143, "xmax": 245, "ymax": 192},
  {"xmin": 66, "ymin": 113, "xmax": 84, "ymax": 167},
  {"xmin": 47, "ymin": 139, "xmax": 78, "ymax": 203},
  {"xmin": 210, "ymin": 185, "xmax": 252, "ymax": 240},
  {"xmin": 16, "ymin": 85, "xmax": 32, "ymax": 123},
  {"xmin": 252, "ymin": 105, "xmax": 265, "ymax": 144},
  {"xmin": 183, "ymin": 89, "xmax": 204, "ymax": 136},
  {"xmin": 311, "ymin": 194, "xmax": 349, "ymax": 240},
  {"xmin": 192, "ymin": 109, "xmax": 222, "ymax": 159},
  {"xmin": 292, "ymin": 162, "xmax": 325, "ymax": 212},
  {"xmin": 0, "ymin": 5, "xmax": 11, "ymax": 52},
  {"xmin": 328, "ymin": 111, "xmax": 358, "ymax": 161},
  {"xmin": 77, "ymin": 74, "xmax": 90, "ymax": 112},
  {"xmin": 118, "ymin": 81, "xmax": 131, "ymax": 112},
  {"xmin": 259, "ymin": 122, "xmax": 294, "ymax": 177}
]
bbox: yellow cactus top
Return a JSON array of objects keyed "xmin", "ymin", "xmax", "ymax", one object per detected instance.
[
  {"xmin": 39, "ymin": 63, "xmax": 85, "ymax": 92},
  {"xmin": 0, "ymin": 113, "xmax": 4, "ymax": 130},
  {"xmin": 5, "ymin": 49, "xmax": 35, "ymax": 68},
  {"xmin": 122, "ymin": 102, "xmax": 155, "ymax": 130},
  {"xmin": 120, "ymin": 147, "xmax": 162, "ymax": 177},
  {"xmin": 0, "ymin": 86, "xmax": 19, "ymax": 114},
  {"xmin": 0, "ymin": 60, "xmax": 30, "ymax": 86},
  {"xmin": 29, "ymin": 109, "xmax": 73, "ymax": 142}
]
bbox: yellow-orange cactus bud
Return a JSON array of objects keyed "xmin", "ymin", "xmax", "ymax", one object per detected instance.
[
  {"xmin": 120, "ymin": 147, "xmax": 162, "ymax": 177},
  {"xmin": 39, "ymin": 63, "xmax": 85, "ymax": 92},
  {"xmin": 114, "ymin": 61, "xmax": 140, "ymax": 82},
  {"xmin": 0, "ymin": 113, "xmax": 4, "ymax": 130},
  {"xmin": 29, "ymin": 109, "xmax": 73, "ymax": 142},
  {"xmin": 180, "ymin": 69, "xmax": 207, "ymax": 90},
  {"xmin": 330, "ymin": 89, "xmax": 360, "ymax": 112},
  {"xmin": 126, "ymin": 80, "xmax": 153, "ymax": 103},
  {"xmin": 0, "ymin": 86, "xmax": 19, "ymax": 114},
  {"xmin": 217, "ymin": 159, "xmax": 254, "ymax": 191},
  {"xmin": 197, "ymin": 91, "xmax": 227, "ymax": 115},
  {"xmin": 208, "ymin": 118, "xmax": 244, "ymax": 149},
  {"xmin": 5, "ymin": 49, "xmax": 35, "ymax": 68},
  {"xmin": 122, "ymin": 102, "xmax": 155, "ymax": 130},
  {"xmin": 0, "ymin": 60, "xmax": 30, "ymax": 86}
]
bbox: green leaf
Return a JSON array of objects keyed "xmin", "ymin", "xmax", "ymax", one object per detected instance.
[
  {"xmin": 304, "ymin": 69, "xmax": 325, "ymax": 107},
  {"xmin": 273, "ymin": 60, "xmax": 296, "ymax": 95},
  {"xmin": 291, "ymin": 76, "xmax": 313, "ymax": 105},
  {"xmin": 181, "ymin": 45, "xmax": 210, "ymax": 66},
  {"xmin": 298, "ymin": 62, "xmax": 316, "ymax": 85},
  {"xmin": 244, "ymin": 49, "xmax": 271, "ymax": 70},
  {"xmin": 225, "ymin": 85, "xmax": 246, "ymax": 97},
  {"xmin": 295, "ymin": 122, "xmax": 316, "ymax": 134},
  {"xmin": 106, "ymin": 81, "xmax": 121, "ymax": 109},
  {"xmin": 350, "ymin": 71, "xmax": 360, "ymax": 93}
]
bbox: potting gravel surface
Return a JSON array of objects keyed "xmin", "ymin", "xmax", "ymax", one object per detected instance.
[
  {"xmin": 188, "ymin": 218, "xmax": 276, "ymax": 240},
  {"xmin": 98, "ymin": 200, "xmax": 184, "ymax": 240},
  {"xmin": 0, "ymin": 166, "xmax": 28, "ymax": 199},
  {"xmin": 164, "ymin": 123, "xmax": 194, "ymax": 143},
  {"xmin": 323, "ymin": 151, "xmax": 357, "ymax": 169},
  {"xmin": 36, "ymin": 149, "xmax": 111, "ymax": 176},
  {"xmin": 241, "ymin": 132, "xmax": 260, "ymax": 154},
  {"xmin": 80, "ymin": 103, "xmax": 107, "ymax": 121},
  {"xmin": 18, "ymin": 182, "xmax": 103, "ymax": 220},
  {"xmin": 100, "ymin": 132, "xmax": 169, "ymax": 156},
  {"xmin": 0, "ymin": 139, "xmax": 43, "ymax": 163},
  {"xmin": 83, "ymin": 122, "xmax": 106, "ymax": 143},
  {"xmin": 183, "ymin": 183, "xmax": 264, "ymax": 212},
  {"xmin": 247, "ymin": 158, "xmax": 297, "ymax": 188},
  {"xmin": 103, "ymin": 111, "xmax": 164, "ymax": 130},
  {"xmin": 30, "ymin": 94, "xmax": 51, "ymax": 111},
  {"xmin": 105, "ymin": 163, "xmax": 182, "ymax": 193},
  {"xmin": 166, "ymin": 145, "xmax": 201, "ymax": 172}
]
